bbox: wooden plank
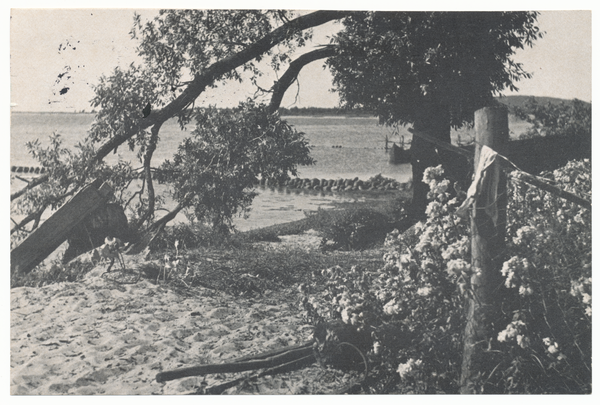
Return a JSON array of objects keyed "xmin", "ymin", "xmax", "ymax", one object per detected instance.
[
  {"xmin": 156, "ymin": 345, "xmax": 315, "ymax": 382},
  {"xmin": 11, "ymin": 181, "xmax": 114, "ymax": 275}
]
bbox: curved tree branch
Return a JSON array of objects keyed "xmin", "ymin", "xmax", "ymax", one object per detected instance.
[
  {"xmin": 11, "ymin": 174, "xmax": 49, "ymax": 201},
  {"xmin": 93, "ymin": 10, "xmax": 350, "ymax": 164},
  {"xmin": 13, "ymin": 11, "xmax": 349, "ymax": 204},
  {"xmin": 267, "ymin": 45, "xmax": 338, "ymax": 114},
  {"xmin": 11, "ymin": 206, "xmax": 46, "ymax": 235}
]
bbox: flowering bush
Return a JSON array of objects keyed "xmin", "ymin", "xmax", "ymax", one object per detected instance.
[
  {"xmin": 303, "ymin": 165, "xmax": 468, "ymax": 393},
  {"xmin": 495, "ymin": 159, "xmax": 591, "ymax": 393},
  {"xmin": 302, "ymin": 160, "xmax": 591, "ymax": 394}
]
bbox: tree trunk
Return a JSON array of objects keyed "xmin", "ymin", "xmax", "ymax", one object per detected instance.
[
  {"xmin": 459, "ymin": 106, "xmax": 508, "ymax": 394},
  {"xmin": 409, "ymin": 102, "xmax": 451, "ymax": 219}
]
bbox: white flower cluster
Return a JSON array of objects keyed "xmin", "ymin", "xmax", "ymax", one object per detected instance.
[
  {"xmin": 446, "ymin": 258, "xmax": 471, "ymax": 276},
  {"xmin": 441, "ymin": 235, "xmax": 470, "ymax": 261},
  {"xmin": 497, "ymin": 320, "xmax": 529, "ymax": 348},
  {"xmin": 512, "ymin": 225, "xmax": 538, "ymax": 246},
  {"xmin": 422, "ymin": 165, "xmax": 450, "ymax": 200},
  {"xmin": 570, "ymin": 276, "xmax": 592, "ymax": 317},
  {"xmin": 396, "ymin": 358, "xmax": 423, "ymax": 380},
  {"xmin": 383, "ymin": 298, "xmax": 402, "ymax": 316},
  {"xmin": 542, "ymin": 337, "xmax": 567, "ymax": 361},
  {"xmin": 501, "ymin": 256, "xmax": 532, "ymax": 295}
]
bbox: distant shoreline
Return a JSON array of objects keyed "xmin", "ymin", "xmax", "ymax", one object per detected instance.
[
  {"xmin": 10, "ymin": 111, "xmax": 96, "ymax": 115},
  {"xmin": 10, "ymin": 96, "xmax": 587, "ymax": 116}
]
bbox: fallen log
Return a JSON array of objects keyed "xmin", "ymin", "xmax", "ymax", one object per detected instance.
[
  {"xmin": 199, "ymin": 354, "xmax": 316, "ymax": 395},
  {"xmin": 155, "ymin": 342, "xmax": 315, "ymax": 383},
  {"xmin": 156, "ymin": 320, "xmax": 372, "ymax": 394}
]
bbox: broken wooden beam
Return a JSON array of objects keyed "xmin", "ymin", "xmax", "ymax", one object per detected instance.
[{"xmin": 11, "ymin": 180, "xmax": 114, "ymax": 276}]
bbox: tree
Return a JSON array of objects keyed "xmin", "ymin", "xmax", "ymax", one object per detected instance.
[
  {"xmin": 12, "ymin": 10, "xmax": 541, "ymax": 248},
  {"xmin": 11, "ymin": 10, "xmax": 349, "ymax": 241},
  {"xmin": 513, "ymin": 97, "xmax": 591, "ymax": 140},
  {"xmin": 327, "ymin": 11, "xmax": 541, "ymax": 217}
]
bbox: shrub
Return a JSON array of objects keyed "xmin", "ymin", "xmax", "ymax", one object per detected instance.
[
  {"xmin": 160, "ymin": 101, "xmax": 314, "ymax": 232},
  {"xmin": 303, "ymin": 165, "xmax": 468, "ymax": 393},
  {"xmin": 494, "ymin": 159, "xmax": 591, "ymax": 393},
  {"xmin": 149, "ymin": 222, "xmax": 235, "ymax": 252},
  {"xmin": 302, "ymin": 161, "xmax": 591, "ymax": 393},
  {"xmin": 11, "ymin": 258, "xmax": 96, "ymax": 288},
  {"xmin": 306, "ymin": 206, "xmax": 399, "ymax": 251}
]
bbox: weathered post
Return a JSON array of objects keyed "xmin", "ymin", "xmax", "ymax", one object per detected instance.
[
  {"xmin": 459, "ymin": 106, "xmax": 508, "ymax": 393},
  {"xmin": 11, "ymin": 180, "xmax": 114, "ymax": 276}
]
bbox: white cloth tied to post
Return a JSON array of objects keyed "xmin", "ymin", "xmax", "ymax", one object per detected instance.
[{"xmin": 456, "ymin": 145, "xmax": 500, "ymax": 226}]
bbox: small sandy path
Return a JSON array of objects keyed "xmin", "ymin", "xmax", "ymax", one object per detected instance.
[{"xmin": 10, "ymin": 260, "xmax": 314, "ymax": 395}]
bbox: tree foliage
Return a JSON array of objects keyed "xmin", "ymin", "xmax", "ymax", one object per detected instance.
[
  {"xmin": 328, "ymin": 11, "xmax": 541, "ymax": 127},
  {"xmin": 159, "ymin": 101, "xmax": 313, "ymax": 231},
  {"xmin": 512, "ymin": 97, "xmax": 591, "ymax": 139},
  {"xmin": 10, "ymin": 134, "xmax": 134, "ymax": 244},
  {"xmin": 12, "ymin": 10, "xmax": 543, "ymax": 248},
  {"xmin": 327, "ymin": 11, "xmax": 541, "ymax": 216},
  {"xmin": 12, "ymin": 10, "xmax": 345, "ymax": 239}
]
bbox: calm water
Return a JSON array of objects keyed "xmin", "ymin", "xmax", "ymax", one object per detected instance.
[
  {"xmin": 10, "ymin": 113, "xmax": 413, "ymax": 178},
  {"xmin": 10, "ymin": 113, "xmax": 415, "ymax": 230},
  {"xmin": 11, "ymin": 112, "xmax": 529, "ymax": 230}
]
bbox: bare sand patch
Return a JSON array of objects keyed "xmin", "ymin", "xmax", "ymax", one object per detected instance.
[{"xmin": 10, "ymin": 258, "xmax": 313, "ymax": 395}]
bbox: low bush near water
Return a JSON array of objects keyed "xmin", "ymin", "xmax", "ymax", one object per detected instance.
[
  {"xmin": 305, "ymin": 203, "xmax": 406, "ymax": 251},
  {"xmin": 302, "ymin": 160, "xmax": 591, "ymax": 393}
]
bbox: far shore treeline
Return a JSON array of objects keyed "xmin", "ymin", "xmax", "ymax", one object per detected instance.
[{"xmin": 11, "ymin": 96, "xmax": 588, "ymax": 116}]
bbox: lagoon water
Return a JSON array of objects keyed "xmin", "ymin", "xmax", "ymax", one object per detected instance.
[{"xmin": 12, "ymin": 112, "xmax": 478, "ymax": 230}]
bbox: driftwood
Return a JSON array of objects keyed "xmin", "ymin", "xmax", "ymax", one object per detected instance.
[
  {"xmin": 155, "ymin": 341, "xmax": 314, "ymax": 383},
  {"xmin": 200, "ymin": 354, "xmax": 316, "ymax": 395},
  {"xmin": 155, "ymin": 321, "xmax": 372, "ymax": 394}
]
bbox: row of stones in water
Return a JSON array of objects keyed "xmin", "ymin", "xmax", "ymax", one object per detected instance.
[{"xmin": 258, "ymin": 176, "xmax": 411, "ymax": 192}]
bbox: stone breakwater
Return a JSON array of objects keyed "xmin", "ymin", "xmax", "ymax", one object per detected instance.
[
  {"xmin": 258, "ymin": 174, "xmax": 412, "ymax": 193},
  {"xmin": 10, "ymin": 166, "xmax": 412, "ymax": 194},
  {"xmin": 11, "ymin": 166, "xmax": 47, "ymax": 175}
]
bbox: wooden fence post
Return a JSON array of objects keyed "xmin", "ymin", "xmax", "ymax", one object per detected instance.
[{"xmin": 459, "ymin": 106, "xmax": 509, "ymax": 394}]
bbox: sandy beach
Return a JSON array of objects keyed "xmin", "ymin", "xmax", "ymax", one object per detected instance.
[{"xmin": 10, "ymin": 241, "xmax": 321, "ymax": 395}]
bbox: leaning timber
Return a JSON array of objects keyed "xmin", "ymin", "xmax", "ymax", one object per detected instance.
[{"xmin": 11, "ymin": 179, "xmax": 114, "ymax": 275}]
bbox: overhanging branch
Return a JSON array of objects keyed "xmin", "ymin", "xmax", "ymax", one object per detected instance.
[
  {"xmin": 93, "ymin": 11, "xmax": 351, "ymax": 164},
  {"xmin": 12, "ymin": 11, "xmax": 350, "ymax": 206},
  {"xmin": 268, "ymin": 45, "xmax": 338, "ymax": 113}
]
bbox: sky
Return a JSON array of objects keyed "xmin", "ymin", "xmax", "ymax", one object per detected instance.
[{"xmin": 7, "ymin": 3, "xmax": 593, "ymax": 113}]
